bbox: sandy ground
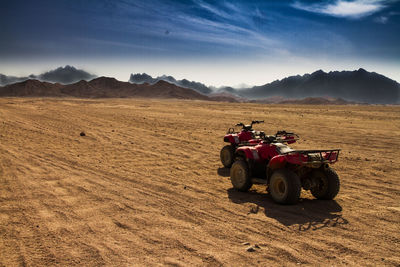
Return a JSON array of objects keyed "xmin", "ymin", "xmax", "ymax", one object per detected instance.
[{"xmin": 0, "ymin": 98, "xmax": 399, "ymax": 266}]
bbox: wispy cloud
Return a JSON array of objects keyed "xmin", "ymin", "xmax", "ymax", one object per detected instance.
[
  {"xmin": 192, "ymin": 0, "xmax": 257, "ymax": 29},
  {"xmin": 103, "ymin": 0, "xmax": 282, "ymax": 54},
  {"xmin": 74, "ymin": 37, "xmax": 167, "ymax": 51},
  {"xmin": 173, "ymin": 14, "xmax": 277, "ymax": 48},
  {"xmin": 373, "ymin": 10, "xmax": 400, "ymax": 23},
  {"xmin": 374, "ymin": 15, "xmax": 389, "ymax": 23},
  {"xmin": 292, "ymin": 0, "xmax": 390, "ymax": 19},
  {"xmin": 184, "ymin": 1, "xmax": 279, "ymax": 49},
  {"xmin": 193, "ymin": 0, "xmax": 232, "ymax": 20}
]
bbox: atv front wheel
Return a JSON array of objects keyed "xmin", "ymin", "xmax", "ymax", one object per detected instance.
[
  {"xmin": 310, "ymin": 168, "xmax": 340, "ymax": 200},
  {"xmin": 269, "ymin": 169, "xmax": 301, "ymax": 204},
  {"xmin": 230, "ymin": 160, "xmax": 252, "ymax": 191},
  {"xmin": 220, "ymin": 145, "xmax": 235, "ymax": 168}
]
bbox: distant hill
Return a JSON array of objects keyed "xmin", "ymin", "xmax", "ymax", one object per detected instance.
[
  {"xmin": 0, "ymin": 74, "xmax": 28, "ymax": 86},
  {"xmin": 129, "ymin": 73, "xmax": 212, "ymax": 94},
  {"xmin": 0, "ymin": 80, "xmax": 63, "ymax": 97},
  {"xmin": 278, "ymin": 97, "xmax": 356, "ymax": 105},
  {"xmin": 251, "ymin": 96, "xmax": 357, "ymax": 105},
  {"xmin": 37, "ymin": 65, "xmax": 96, "ymax": 84},
  {"xmin": 237, "ymin": 69, "xmax": 399, "ymax": 104},
  {"xmin": 130, "ymin": 69, "xmax": 399, "ymax": 104},
  {"xmin": 0, "ymin": 77, "xmax": 210, "ymax": 100},
  {"xmin": 1, "ymin": 68, "xmax": 399, "ymax": 104},
  {"xmin": 207, "ymin": 92, "xmax": 241, "ymax": 103},
  {"xmin": 0, "ymin": 65, "xmax": 96, "ymax": 86}
]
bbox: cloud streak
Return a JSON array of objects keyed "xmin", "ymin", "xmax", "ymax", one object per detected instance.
[
  {"xmin": 292, "ymin": 0, "xmax": 389, "ymax": 19},
  {"xmin": 99, "ymin": 0, "xmax": 284, "ymax": 56}
]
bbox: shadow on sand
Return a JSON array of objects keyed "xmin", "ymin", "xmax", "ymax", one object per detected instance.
[
  {"xmin": 217, "ymin": 167, "xmax": 230, "ymax": 177},
  {"xmin": 226, "ymin": 188, "xmax": 348, "ymax": 231}
]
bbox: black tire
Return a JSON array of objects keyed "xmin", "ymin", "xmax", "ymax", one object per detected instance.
[
  {"xmin": 310, "ymin": 168, "xmax": 340, "ymax": 200},
  {"xmin": 220, "ymin": 145, "xmax": 235, "ymax": 168},
  {"xmin": 230, "ymin": 160, "xmax": 252, "ymax": 191},
  {"xmin": 269, "ymin": 169, "xmax": 301, "ymax": 204}
]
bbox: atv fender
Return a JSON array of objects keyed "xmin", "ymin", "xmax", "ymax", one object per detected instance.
[
  {"xmin": 266, "ymin": 155, "xmax": 287, "ymax": 183},
  {"xmin": 235, "ymin": 146, "xmax": 259, "ymax": 161},
  {"xmin": 224, "ymin": 134, "xmax": 239, "ymax": 145},
  {"xmin": 268, "ymin": 155, "xmax": 287, "ymax": 170}
]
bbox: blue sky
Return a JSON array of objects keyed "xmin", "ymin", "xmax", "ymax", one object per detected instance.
[{"xmin": 1, "ymin": 0, "xmax": 399, "ymax": 86}]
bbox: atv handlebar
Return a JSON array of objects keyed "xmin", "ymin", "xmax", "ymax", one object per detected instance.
[
  {"xmin": 275, "ymin": 130, "xmax": 297, "ymax": 137},
  {"xmin": 260, "ymin": 130, "xmax": 299, "ymax": 144},
  {"xmin": 235, "ymin": 120, "xmax": 264, "ymax": 128}
]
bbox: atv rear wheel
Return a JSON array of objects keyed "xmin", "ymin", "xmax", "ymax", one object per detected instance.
[
  {"xmin": 269, "ymin": 169, "xmax": 301, "ymax": 204},
  {"xmin": 220, "ymin": 145, "xmax": 235, "ymax": 168},
  {"xmin": 310, "ymin": 168, "xmax": 340, "ymax": 200},
  {"xmin": 230, "ymin": 160, "xmax": 252, "ymax": 191}
]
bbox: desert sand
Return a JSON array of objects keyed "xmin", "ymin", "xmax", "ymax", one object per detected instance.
[{"xmin": 1, "ymin": 98, "xmax": 399, "ymax": 266}]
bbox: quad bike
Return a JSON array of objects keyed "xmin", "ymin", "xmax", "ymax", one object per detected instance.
[
  {"xmin": 220, "ymin": 120, "xmax": 265, "ymax": 168},
  {"xmin": 229, "ymin": 133, "xmax": 340, "ymax": 204},
  {"xmin": 220, "ymin": 121, "xmax": 298, "ymax": 168}
]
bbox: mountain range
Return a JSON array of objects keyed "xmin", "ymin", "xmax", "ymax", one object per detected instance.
[
  {"xmin": 1, "ymin": 66, "xmax": 399, "ymax": 104},
  {"xmin": 129, "ymin": 69, "xmax": 399, "ymax": 104},
  {"xmin": 129, "ymin": 73, "xmax": 212, "ymax": 94},
  {"xmin": 0, "ymin": 77, "xmax": 211, "ymax": 100},
  {"xmin": 238, "ymin": 69, "xmax": 399, "ymax": 104},
  {"xmin": 0, "ymin": 65, "xmax": 96, "ymax": 86}
]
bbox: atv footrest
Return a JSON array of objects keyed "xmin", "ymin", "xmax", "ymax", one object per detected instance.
[{"xmin": 251, "ymin": 178, "xmax": 268, "ymax": 185}]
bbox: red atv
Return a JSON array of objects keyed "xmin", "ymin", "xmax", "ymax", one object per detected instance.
[
  {"xmin": 230, "ymin": 133, "xmax": 340, "ymax": 204},
  {"xmin": 220, "ymin": 120, "xmax": 265, "ymax": 168}
]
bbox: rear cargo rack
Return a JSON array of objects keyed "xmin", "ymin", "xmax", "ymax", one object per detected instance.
[{"xmin": 282, "ymin": 149, "xmax": 341, "ymax": 166}]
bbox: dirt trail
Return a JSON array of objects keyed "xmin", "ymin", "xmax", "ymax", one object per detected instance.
[{"xmin": 1, "ymin": 98, "xmax": 399, "ymax": 266}]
